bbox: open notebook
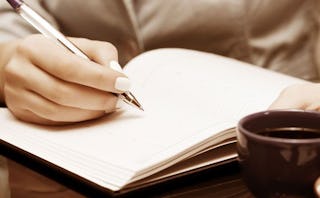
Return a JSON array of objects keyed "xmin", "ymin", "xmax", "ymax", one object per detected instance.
[{"xmin": 0, "ymin": 48, "xmax": 304, "ymax": 193}]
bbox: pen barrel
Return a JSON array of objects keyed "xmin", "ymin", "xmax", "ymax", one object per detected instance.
[{"xmin": 17, "ymin": 4, "xmax": 89, "ymax": 60}]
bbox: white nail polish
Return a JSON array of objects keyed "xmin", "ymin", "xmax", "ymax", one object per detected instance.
[
  {"xmin": 115, "ymin": 77, "xmax": 131, "ymax": 92},
  {"xmin": 109, "ymin": 61, "xmax": 123, "ymax": 72},
  {"xmin": 105, "ymin": 99, "xmax": 123, "ymax": 113},
  {"xmin": 115, "ymin": 98, "xmax": 126, "ymax": 110}
]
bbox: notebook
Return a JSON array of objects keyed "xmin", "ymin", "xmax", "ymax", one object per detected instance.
[{"xmin": 0, "ymin": 48, "xmax": 304, "ymax": 193}]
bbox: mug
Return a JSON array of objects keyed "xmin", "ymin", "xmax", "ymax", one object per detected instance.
[{"xmin": 237, "ymin": 110, "xmax": 320, "ymax": 197}]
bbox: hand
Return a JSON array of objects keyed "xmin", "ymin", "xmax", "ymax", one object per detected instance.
[
  {"xmin": 269, "ymin": 82, "xmax": 320, "ymax": 111},
  {"xmin": 1, "ymin": 34, "xmax": 130, "ymax": 125}
]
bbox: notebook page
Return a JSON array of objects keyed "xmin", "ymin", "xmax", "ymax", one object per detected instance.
[
  {"xmin": 121, "ymin": 49, "xmax": 305, "ymax": 176},
  {"xmin": 39, "ymin": 48, "xmax": 301, "ymax": 171}
]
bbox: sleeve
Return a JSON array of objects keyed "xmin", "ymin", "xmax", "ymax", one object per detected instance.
[
  {"xmin": 0, "ymin": 0, "xmax": 60, "ymax": 43},
  {"xmin": 313, "ymin": 0, "xmax": 320, "ymax": 79}
]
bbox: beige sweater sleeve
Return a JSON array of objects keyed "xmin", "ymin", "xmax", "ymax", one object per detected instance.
[
  {"xmin": 0, "ymin": 0, "xmax": 60, "ymax": 43},
  {"xmin": 313, "ymin": 1, "xmax": 320, "ymax": 78}
]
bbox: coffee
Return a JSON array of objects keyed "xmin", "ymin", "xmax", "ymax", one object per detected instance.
[{"xmin": 257, "ymin": 127, "xmax": 320, "ymax": 139}]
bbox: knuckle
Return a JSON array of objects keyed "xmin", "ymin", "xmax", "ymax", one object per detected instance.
[
  {"xmin": 3, "ymin": 62, "xmax": 24, "ymax": 82},
  {"xmin": 3, "ymin": 63, "xmax": 16, "ymax": 77},
  {"xmin": 3, "ymin": 84, "xmax": 10, "ymax": 95},
  {"xmin": 3, "ymin": 86, "xmax": 16, "ymax": 107},
  {"xmin": 104, "ymin": 42, "xmax": 117, "ymax": 53},
  {"xmin": 97, "ymin": 41, "xmax": 118, "ymax": 58},
  {"xmin": 15, "ymin": 41, "xmax": 30, "ymax": 56},
  {"xmin": 3, "ymin": 84, "xmax": 14, "ymax": 98},
  {"xmin": 42, "ymin": 105, "xmax": 59, "ymax": 121},
  {"xmin": 16, "ymin": 34, "xmax": 43, "ymax": 55},
  {"xmin": 49, "ymin": 84, "xmax": 71, "ymax": 105},
  {"xmin": 8, "ymin": 107, "xmax": 24, "ymax": 120}
]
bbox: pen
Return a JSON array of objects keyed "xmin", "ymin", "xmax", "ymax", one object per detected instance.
[{"xmin": 6, "ymin": 0, "xmax": 144, "ymax": 111}]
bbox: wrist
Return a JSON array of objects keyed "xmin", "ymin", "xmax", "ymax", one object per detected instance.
[{"xmin": 0, "ymin": 40, "xmax": 20, "ymax": 104}]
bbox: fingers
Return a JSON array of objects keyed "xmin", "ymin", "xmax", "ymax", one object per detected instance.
[
  {"xmin": 5, "ymin": 85, "xmax": 106, "ymax": 124},
  {"xmin": 268, "ymin": 95, "xmax": 304, "ymax": 110},
  {"xmin": 268, "ymin": 83, "xmax": 320, "ymax": 111},
  {"xmin": 11, "ymin": 61, "xmax": 118, "ymax": 111},
  {"xmin": 24, "ymin": 91, "xmax": 105, "ymax": 122},
  {"xmin": 268, "ymin": 84, "xmax": 306, "ymax": 110},
  {"xmin": 17, "ymin": 35, "xmax": 130, "ymax": 93},
  {"xmin": 12, "ymin": 109, "xmax": 70, "ymax": 126},
  {"xmin": 2, "ymin": 35, "xmax": 128, "ymax": 125}
]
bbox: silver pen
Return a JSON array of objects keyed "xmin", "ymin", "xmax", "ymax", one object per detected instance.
[{"xmin": 6, "ymin": 0, "xmax": 144, "ymax": 111}]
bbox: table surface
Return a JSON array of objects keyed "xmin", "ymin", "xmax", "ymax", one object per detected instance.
[{"xmin": 13, "ymin": 157, "xmax": 254, "ymax": 197}]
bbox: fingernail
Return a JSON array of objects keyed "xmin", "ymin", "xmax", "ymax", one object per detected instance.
[
  {"xmin": 115, "ymin": 98, "xmax": 126, "ymax": 110},
  {"xmin": 105, "ymin": 98, "xmax": 123, "ymax": 113},
  {"xmin": 109, "ymin": 61, "xmax": 123, "ymax": 72},
  {"xmin": 115, "ymin": 77, "xmax": 131, "ymax": 92}
]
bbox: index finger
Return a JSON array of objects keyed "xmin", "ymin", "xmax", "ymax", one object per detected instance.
[{"xmin": 23, "ymin": 36, "xmax": 130, "ymax": 93}]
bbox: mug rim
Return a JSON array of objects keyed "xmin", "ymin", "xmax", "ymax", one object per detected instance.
[{"xmin": 238, "ymin": 109, "xmax": 320, "ymax": 144}]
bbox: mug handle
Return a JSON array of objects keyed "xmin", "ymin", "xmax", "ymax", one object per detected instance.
[{"xmin": 315, "ymin": 177, "xmax": 320, "ymax": 197}]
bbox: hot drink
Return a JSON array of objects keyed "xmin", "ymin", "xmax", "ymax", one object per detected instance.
[
  {"xmin": 257, "ymin": 127, "xmax": 320, "ymax": 139},
  {"xmin": 237, "ymin": 110, "xmax": 320, "ymax": 197}
]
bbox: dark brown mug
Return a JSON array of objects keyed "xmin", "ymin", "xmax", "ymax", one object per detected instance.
[{"xmin": 237, "ymin": 110, "xmax": 320, "ymax": 197}]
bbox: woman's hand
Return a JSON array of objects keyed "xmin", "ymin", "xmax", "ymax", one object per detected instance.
[
  {"xmin": 0, "ymin": 34, "xmax": 130, "ymax": 125},
  {"xmin": 269, "ymin": 82, "xmax": 320, "ymax": 111}
]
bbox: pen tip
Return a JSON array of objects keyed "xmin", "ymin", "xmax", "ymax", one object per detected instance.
[
  {"xmin": 132, "ymin": 100, "xmax": 144, "ymax": 111},
  {"xmin": 129, "ymin": 95, "xmax": 144, "ymax": 111},
  {"xmin": 139, "ymin": 106, "xmax": 144, "ymax": 111},
  {"xmin": 120, "ymin": 92, "xmax": 144, "ymax": 111}
]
